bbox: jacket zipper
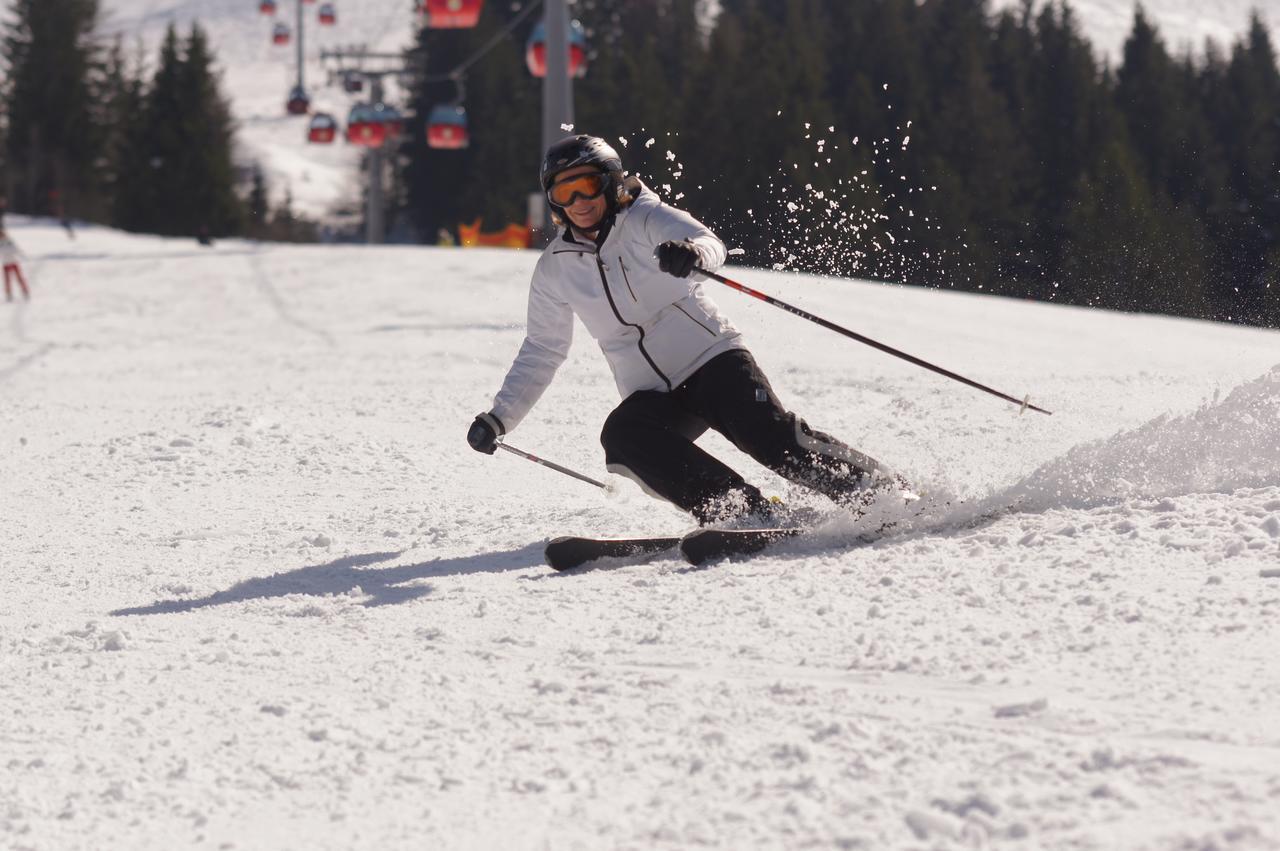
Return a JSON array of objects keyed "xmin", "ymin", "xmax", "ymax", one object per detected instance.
[
  {"xmin": 619, "ymin": 257, "xmax": 638, "ymax": 301},
  {"xmin": 594, "ymin": 255, "xmax": 672, "ymax": 391}
]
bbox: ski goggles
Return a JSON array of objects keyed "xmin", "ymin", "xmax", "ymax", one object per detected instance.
[{"xmin": 546, "ymin": 171, "xmax": 609, "ymax": 207}]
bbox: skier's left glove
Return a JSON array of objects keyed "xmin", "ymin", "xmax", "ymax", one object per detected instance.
[
  {"xmin": 467, "ymin": 412, "xmax": 505, "ymax": 455},
  {"xmin": 656, "ymin": 240, "xmax": 701, "ymax": 278}
]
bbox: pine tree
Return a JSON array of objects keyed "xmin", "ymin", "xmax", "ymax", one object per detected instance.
[
  {"xmin": 1, "ymin": 0, "xmax": 101, "ymax": 216},
  {"xmin": 1205, "ymin": 15, "xmax": 1280, "ymax": 323},
  {"xmin": 113, "ymin": 23, "xmax": 241, "ymax": 237},
  {"xmin": 96, "ymin": 36, "xmax": 146, "ymax": 224},
  {"xmin": 175, "ymin": 24, "xmax": 241, "ymax": 236}
]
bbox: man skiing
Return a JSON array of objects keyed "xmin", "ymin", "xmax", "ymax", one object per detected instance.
[{"xmin": 467, "ymin": 134, "xmax": 898, "ymax": 524}]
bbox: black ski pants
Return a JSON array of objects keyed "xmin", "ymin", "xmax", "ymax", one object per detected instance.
[{"xmin": 600, "ymin": 349, "xmax": 884, "ymax": 523}]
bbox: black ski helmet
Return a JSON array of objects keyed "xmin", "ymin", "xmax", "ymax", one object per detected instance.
[{"xmin": 540, "ymin": 134, "xmax": 628, "ymax": 225}]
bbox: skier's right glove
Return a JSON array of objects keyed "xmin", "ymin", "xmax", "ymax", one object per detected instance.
[{"xmin": 467, "ymin": 412, "xmax": 505, "ymax": 455}]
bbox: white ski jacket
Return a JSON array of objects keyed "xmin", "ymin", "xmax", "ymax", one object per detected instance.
[{"xmin": 491, "ymin": 183, "xmax": 746, "ymax": 431}]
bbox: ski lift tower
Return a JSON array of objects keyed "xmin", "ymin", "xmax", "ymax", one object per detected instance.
[
  {"xmin": 320, "ymin": 48, "xmax": 416, "ymax": 244},
  {"xmin": 293, "ymin": 0, "xmax": 306, "ymax": 102},
  {"xmin": 532, "ymin": 0, "xmax": 575, "ymax": 243}
]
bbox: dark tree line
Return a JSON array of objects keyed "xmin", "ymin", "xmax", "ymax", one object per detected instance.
[
  {"xmin": 402, "ymin": 0, "xmax": 1280, "ymax": 327},
  {"xmin": 1, "ymin": 1, "xmax": 293, "ymax": 240}
]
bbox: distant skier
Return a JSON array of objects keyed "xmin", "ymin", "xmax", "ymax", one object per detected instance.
[
  {"xmin": 467, "ymin": 135, "xmax": 901, "ymax": 524},
  {"xmin": 0, "ymin": 199, "xmax": 30, "ymax": 303}
]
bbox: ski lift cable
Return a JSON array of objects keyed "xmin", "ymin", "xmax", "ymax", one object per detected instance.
[{"xmin": 421, "ymin": 0, "xmax": 545, "ymax": 85}]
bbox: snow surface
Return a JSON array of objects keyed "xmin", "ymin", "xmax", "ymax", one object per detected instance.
[
  {"xmin": 96, "ymin": 0, "xmax": 1280, "ymax": 220},
  {"xmin": 991, "ymin": 0, "xmax": 1280, "ymax": 64},
  {"xmin": 3, "ymin": 218, "xmax": 1280, "ymax": 848}
]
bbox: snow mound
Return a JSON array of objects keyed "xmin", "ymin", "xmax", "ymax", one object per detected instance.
[{"xmin": 1000, "ymin": 364, "xmax": 1280, "ymax": 512}]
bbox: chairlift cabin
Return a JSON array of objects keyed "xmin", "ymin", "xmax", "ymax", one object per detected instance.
[
  {"xmin": 421, "ymin": 0, "xmax": 483, "ymax": 28},
  {"xmin": 308, "ymin": 113, "xmax": 338, "ymax": 144},
  {"xmin": 259, "ymin": 0, "xmax": 277, "ymax": 15},
  {"xmin": 343, "ymin": 75, "xmax": 364, "ymax": 94},
  {"xmin": 525, "ymin": 19, "xmax": 587, "ymax": 78},
  {"xmin": 318, "ymin": 3, "xmax": 336, "ymax": 25},
  {"xmin": 427, "ymin": 104, "xmax": 469, "ymax": 150},
  {"xmin": 272, "ymin": 22, "xmax": 291, "ymax": 45},
  {"xmin": 286, "ymin": 86, "xmax": 311, "ymax": 115}
]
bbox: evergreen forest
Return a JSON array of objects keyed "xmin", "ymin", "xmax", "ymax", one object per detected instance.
[{"xmin": 406, "ymin": 0, "xmax": 1280, "ymax": 326}]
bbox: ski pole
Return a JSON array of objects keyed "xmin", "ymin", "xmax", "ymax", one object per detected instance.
[
  {"xmin": 698, "ymin": 267, "xmax": 1052, "ymax": 416},
  {"xmin": 496, "ymin": 442, "xmax": 610, "ymax": 490}
]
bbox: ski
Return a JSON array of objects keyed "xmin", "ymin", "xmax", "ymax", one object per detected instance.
[
  {"xmin": 544, "ymin": 534, "xmax": 683, "ymax": 571},
  {"xmin": 679, "ymin": 527, "xmax": 805, "ymax": 566}
]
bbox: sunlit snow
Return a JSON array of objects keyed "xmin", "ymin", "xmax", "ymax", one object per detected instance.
[{"xmin": 3, "ymin": 217, "xmax": 1279, "ymax": 848}]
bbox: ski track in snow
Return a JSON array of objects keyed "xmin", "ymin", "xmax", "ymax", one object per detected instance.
[{"xmin": 3, "ymin": 219, "xmax": 1280, "ymax": 849}]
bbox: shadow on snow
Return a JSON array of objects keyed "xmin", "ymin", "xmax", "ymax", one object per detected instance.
[{"xmin": 111, "ymin": 543, "xmax": 546, "ymax": 617}]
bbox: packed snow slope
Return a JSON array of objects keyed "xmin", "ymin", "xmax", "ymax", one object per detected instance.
[
  {"xmin": 991, "ymin": 0, "xmax": 1280, "ymax": 62},
  {"xmin": 96, "ymin": 0, "xmax": 1279, "ymax": 219},
  {"xmin": 3, "ymin": 218, "xmax": 1280, "ymax": 850}
]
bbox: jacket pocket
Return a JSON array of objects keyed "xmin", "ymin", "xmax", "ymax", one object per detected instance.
[{"xmin": 619, "ymin": 257, "xmax": 638, "ymax": 302}]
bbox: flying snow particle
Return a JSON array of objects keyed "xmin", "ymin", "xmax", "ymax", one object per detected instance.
[
  {"xmin": 666, "ymin": 150, "xmax": 676, "ymax": 161},
  {"xmin": 618, "ymin": 137, "xmax": 628, "ymax": 147},
  {"xmin": 645, "ymin": 138, "xmax": 656, "ymax": 148},
  {"xmin": 561, "ymin": 123, "xmax": 574, "ymax": 132}
]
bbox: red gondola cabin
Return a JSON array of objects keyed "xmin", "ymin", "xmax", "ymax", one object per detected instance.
[
  {"xmin": 308, "ymin": 113, "xmax": 338, "ymax": 144},
  {"xmin": 427, "ymin": 104, "xmax": 469, "ymax": 150},
  {"xmin": 421, "ymin": 0, "xmax": 483, "ymax": 28},
  {"xmin": 346, "ymin": 103, "xmax": 402, "ymax": 149},
  {"xmin": 259, "ymin": 0, "xmax": 277, "ymax": 15},
  {"xmin": 286, "ymin": 86, "xmax": 311, "ymax": 115},
  {"xmin": 525, "ymin": 19, "xmax": 587, "ymax": 78},
  {"xmin": 318, "ymin": 3, "xmax": 336, "ymax": 25},
  {"xmin": 272, "ymin": 22, "xmax": 291, "ymax": 45}
]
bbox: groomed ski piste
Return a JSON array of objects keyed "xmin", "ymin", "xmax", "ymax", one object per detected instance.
[{"xmin": 3, "ymin": 217, "xmax": 1279, "ymax": 850}]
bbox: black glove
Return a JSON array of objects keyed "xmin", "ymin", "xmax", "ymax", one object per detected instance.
[
  {"xmin": 656, "ymin": 240, "xmax": 701, "ymax": 278},
  {"xmin": 467, "ymin": 412, "xmax": 505, "ymax": 454}
]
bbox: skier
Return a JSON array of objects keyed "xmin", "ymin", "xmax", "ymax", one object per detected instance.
[
  {"xmin": 0, "ymin": 199, "xmax": 30, "ymax": 303},
  {"xmin": 467, "ymin": 134, "xmax": 900, "ymax": 524}
]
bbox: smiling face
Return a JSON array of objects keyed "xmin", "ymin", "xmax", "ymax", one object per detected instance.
[{"xmin": 551, "ymin": 165, "xmax": 610, "ymax": 233}]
